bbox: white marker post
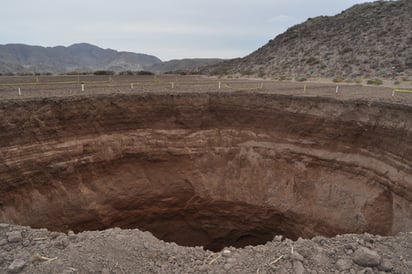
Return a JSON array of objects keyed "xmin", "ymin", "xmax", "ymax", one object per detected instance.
[
  {"xmin": 304, "ymin": 84, "xmax": 306, "ymax": 93},
  {"xmin": 18, "ymin": 88, "xmax": 21, "ymax": 96},
  {"xmin": 81, "ymin": 84, "xmax": 85, "ymax": 92},
  {"xmin": 131, "ymin": 83, "xmax": 134, "ymax": 89},
  {"xmin": 171, "ymin": 82, "xmax": 174, "ymax": 89},
  {"xmin": 392, "ymin": 89, "xmax": 395, "ymax": 97},
  {"xmin": 336, "ymin": 86, "xmax": 339, "ymax": 93},
  {"xmin": 218, "ymin": 81, "xmax": 221, "ymax": 89}
]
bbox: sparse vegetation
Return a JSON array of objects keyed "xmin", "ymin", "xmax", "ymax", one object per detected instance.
[
  {"xmin": 93, "ymin": 70, "xmax": 115, "ymax": 76},
  {"xmin": 296, "ymin": 77, "xmax": 307, "ymax": 82},
  {"xmin": 367, "ymin": 79, "xmax": 383, "ymax": 85},
  {"xmin": 333, "ymin": 77, "xmax": 345, "ymax": 83},
  {"xmin": 306, "ymin": 57, "xmax": 320, "ymax": 65},
  {"xmin": 136, "ymin": 71, "xmax": 155, "ymax": 76}
]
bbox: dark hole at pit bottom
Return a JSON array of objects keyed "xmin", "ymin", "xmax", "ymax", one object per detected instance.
[{"xmin": 63, "ymin": 197, "xmax": 328, "ymax": 252}]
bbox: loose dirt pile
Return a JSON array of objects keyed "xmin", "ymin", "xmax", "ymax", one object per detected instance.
[
  {"xmin": 1, "ymin": 224, "xmax": 412, "ymax": 273},
  {"xmin": 0, "ymin": 84, "xmax": 411, "ymax": 273}
]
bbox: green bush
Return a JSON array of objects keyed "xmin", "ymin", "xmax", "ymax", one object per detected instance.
[
  {"xmin": 93, "ymin": 70, "xmax": 115, "ymax": 75},
  {"xmin": 296, "ymin": 77, "xmax": 307, "ymax": 82},
  {"xmin": 136, "ymin": 71, "xmax": 155, "ymax": 76},
  {"xmin": 333, "ymin": 77, "xmax": 345, "ymax": 83},
  {"xmin": 367, "ymin": 79, "xmax": 383, "ymax": 85},
  {"xmin": 119, "ymin": 70, "xmax": 134, "ymax": 76}
]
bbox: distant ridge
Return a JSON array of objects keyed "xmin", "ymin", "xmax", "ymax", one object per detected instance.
[
  {"xmin": 149, "ymin": 58, "xmax": 224, "ymax": 74},
  {"xmin": 0, "ymin": 43, "xmax": 162, "ymax": 74},
  {"xmin": 204, "ymin": 0, "xmax": 412, "ymax": 79}
]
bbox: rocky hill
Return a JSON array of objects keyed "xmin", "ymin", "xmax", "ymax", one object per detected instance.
[
  {"xmin": 205, "ymin": 0, "xmax": 412, "ymax": 79},
  {"xmin": 0, "ymin": 43, "xmax": 162, "ymax": 73}
]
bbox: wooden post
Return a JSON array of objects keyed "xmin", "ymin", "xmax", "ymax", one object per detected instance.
[
  {"xmin": 304, "ymin": 85, "xmax": 306, "ymax": 93},
  {"xmin": 336, "ymin": 86, "xmax": 339, "ymax": 93},
  {"xmin": 218, "ymin": 81, "xmax": 221, "ymax": 89},
  {"xmin": 131, "ymin": 83, "xmax": 134, "ymax": 89},
  {"xmin": 392, "ymin": 89, "xmax": 395, "ymax": 97},
  {"xmin": 81, "ymin": 84, "xmax": 85, "ymax": 92},
  {"xmin": 171, "ymin": 82, "xmax": 174, "ymax": 89},
  {"xmin": 18, "ymin": 88, "xmax": 21, "ymax": 96},
  {"xmin": 260, "ymin": 83, "xmax": 263, "ymax": 89}
]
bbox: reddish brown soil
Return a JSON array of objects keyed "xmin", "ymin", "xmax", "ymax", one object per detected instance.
[{"xmin": 0, "ymin": 76, "xmax": 411, "ymax": 273}]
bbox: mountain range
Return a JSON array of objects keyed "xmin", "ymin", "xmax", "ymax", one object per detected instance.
[{"xmin": 0, "ymin": 43, "xmax": 223, "ymax": 74}]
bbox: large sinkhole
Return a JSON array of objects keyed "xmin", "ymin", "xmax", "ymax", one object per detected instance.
[{"xmin": 0, "ymin": 92, "xmax": 412, "ymax": 251}]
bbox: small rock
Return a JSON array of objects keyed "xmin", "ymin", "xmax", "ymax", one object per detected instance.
[
  {"xmin": 336, "ymin": 258, "xmax": 352, "ymax": 271},
  {"xmin": 68, "ymin": 231, "xmax": 77, "ymax": 241},
  {"xmin": 0, "ymin": 239, "xmax": 8, "ymax": 246},
  {"xmin": 226, "ymin": 257, "xmax": 236, "ymax": 264},
  {"xmin": 222, "ymin": 249, "xmax": 231, "ymax": 257},
  {"xmin": 0, "ymin": 223, "xmax": 10, "ymax": 229},
  {"xmin": 7, "ymin": 259, "xmax": 26, "ymax": 273},
  {"xmin": 29, "ymin": 254, "xmax": 42, "ymax": 263},
  {"xmin": 198, "ymin": 265, "xmax": 208, "ymax": 272},
  {"xmin": 291, "ymin": 251, "xmax": 304, "ymax": 262},
  {"xmin": 274, "ymin": 235, "xmax": 283, "ymax": 241},
  {"xmin": 7, "ymin": 231, "xmax": 22, "ymax": 243},
  {"xmin": 22, "ymin": 239, "xmax": 31, "ymax": 247},
  {"xmin": 353, "ymin": 247, "xmax": 381, "ymax": 267},
  {"xmin": 50, "ymin": 232, "xmax": 60, "ymax": 239},
  {"xmin": 356, "ymin": 268, "xmax": 374, "ymax": 274},
  {"xmin": 378, "ymin": 259, "xmax": 393, "ymax": 272},
  {"xmin": 53, "ymin": 236, "xmax": 69, "ymax": 249},
  {"xmin": 223, "ymin": 263, "xmax": 232, "ymax": 270},
  {"xmin": 293, "ymin": 260, "xmax": 305, "ymax": 274}
]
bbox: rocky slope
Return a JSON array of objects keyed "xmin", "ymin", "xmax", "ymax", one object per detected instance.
[
  {"xmin": 205, "ymin": 0, "xmax": 412, "ymax": 79},
  {"xmin": 0, "ymin": 43, "xmax": 162, "ymax": 74}
]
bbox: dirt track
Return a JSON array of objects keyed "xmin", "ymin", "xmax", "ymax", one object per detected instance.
[{"xmin": 0, "ymin": 76, "xmax": 412, "ymax": 273}]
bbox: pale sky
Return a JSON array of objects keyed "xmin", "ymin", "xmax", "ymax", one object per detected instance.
[{"xmin": 1, "ymin": 0, "xmax": 370, "ymax": 61}]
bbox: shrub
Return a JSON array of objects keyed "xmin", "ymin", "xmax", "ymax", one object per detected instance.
[
  {"xmin": 367, "ymin": 79, "xmax": 383, "ymax": 85},
  {"xmin": 306, "ymin": 57, "xmax": 320, "ymax": 65},
  {"xmin": 93, "ymin": 70, "xmax": 115, "ymax": 75},
  {"xmin": 119, "ymin": 70, "xmax": 134, "ymax": 76},
  {"xmin": 296, "ymin": 77, "xmax": 307, "ymax": 82},
  {"xmin": 136, "ymin": 71, "xmax": 154, "ymax": 76},
  {"xmin": 333, "ymin": 77, "xmax": 345, "ymax": 83}
]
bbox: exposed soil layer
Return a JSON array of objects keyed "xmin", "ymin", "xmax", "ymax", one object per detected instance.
[{"xmin": 0, "ymin": 91, "xmax": 412, "ymax": 252}]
